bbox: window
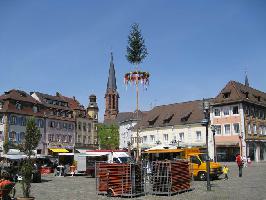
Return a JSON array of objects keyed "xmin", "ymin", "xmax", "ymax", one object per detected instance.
[
  {"xmin": 179, "ymin": 132, "xmax": 184, "ymax": 141},
  {"xmin": 56, "ymin": 134, "xmax": 61, "ymax": 142},
  {"xmin": 263, "ymin": 127, "xmax": 266, "ymax": 136},
  {"xmin": 223, "ymin": 107, "xmax": 230, "ymax": 116},
  {"xmin": 50, "ymin": 121, "xmax": 55, "ymax": 128},
  {"xmin": 10, "ymin": 116, "xmax": 17, "ymax": 125},
  {"xmin": 83, "ymin": 136, "xmax": 86, "ymax": 144},
  {"xmin": 83, "ymin": 123, "xmax": 86, "ymax": 131},
  {"xmin": 150, "ymin": 135, "xmax": 155, "ymax": 143},
  {"xmin": 0, "ymin": 131, "xmax": 2, "ymax": 141},
  {"xmin": 232, "ymin": 106, "xmax": 239, "ymax": 114},
  {"xmin": 143, "ymin": 136, "xmax": 147, "ymax": 143},
  {"xmin": 0, "ymin": 102, "xmax": 3, "ymax": 109},
  {"xmin": 214, "ymin": 109, "xmax": 220, "ymax": 116},
  {"xmin": 20, "ymin": 117, "xmax": 26, "ymax": 126},
  {"xmin": 20, "ymin": 132, "xmax": 25, "ymax": 142},
  {"xmin": 56, "ymin": 122, "xmax": 61, "ymax": 129},
  {"xmin": 196, "ymin": 131, "xmax": 201, "ymax": 140},
  {"xmin": 16, "ymin": 102, "xmax": 22, "ymax": 110},
  {"xmin": 163, "ymin": 134, "xmax": 168, "ymax": 142},
  {"xmin": 259, "ymin": 126, "xmax": 263, "ymax": 135},
  {"xmin": 9, "ymin": 132, "xmax": 16, "ymax": 142},
  {"xmin": 253, "ymin": 124, "xmax": 257, "ymax": 135},
  {"xmin": 88, "ymin": 123, "xmax": 92, "ymax": 132},
  {"xmin": 233, "ymin": 123, "xmax": 240, "ymax": 134},
  {"xmin": 224, "ymin": 124, "xmax": 230, "ymax": 135},
  {"xmin": 38, "ymin": 119, "xmax": 44, "ymax": 128},
  {"xmin": 77, "ymin": 135, "xmax": 81, "ymax": 143},
  {"xmin": 63, "ymin": 123, "xmax": 68, "ymax": 130},
  {"xmin": 215, "ymin": 125, "xmax": 222, "ymax": 135},
  {"xmin": 191, "ymin": 156, "xmax": 200, "ymax": 164},
  {"xmin": 78, "ymin": 122, "xmax": 81, "ymax": 130},
  {"xmin": 68, "ymin": 135, "xmax": 72, "ymax": 143},
  {"xmin": 223, "ymin": 92, "xmax": 230, "ymax": 99},
  {"xmin": 248, "ymin": 124, "xmax": 251, "ymax": 135},
  {"xmin": 48, "ymin": 134, "xmax": 54, "ymax": 142},
  {"xmin": 33, "ymin": 106, "xmax": 38, "ymax": 113},
  {"xmin": 62, "ymin": 135, "xmax": 66, "ymax": 142}
]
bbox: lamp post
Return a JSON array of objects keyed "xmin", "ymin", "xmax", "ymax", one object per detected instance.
[
  {"xmin": 211, "ymin": 125, "xmax": 217, "ymax": 162},
  {"xmin": 201, "ymin": 99, "xmax": 211, "ymax": 191}
]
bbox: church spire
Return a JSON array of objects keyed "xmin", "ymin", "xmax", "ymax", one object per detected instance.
[
  {"xmin": 104, "ymin": 52, "xmax": 119, "ymax": 121},
  {"xmin": 106, "ymin": 52, "xmax": 117, "ymax": 91},
  {"xmin": 245, "ymin": 71, "xmax": 249, "ymax": 87}
]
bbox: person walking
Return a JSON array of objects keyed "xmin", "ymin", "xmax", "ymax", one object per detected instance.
[
  {"xmin": 223, "ymin": 165, "xmax": 229, "ymax": 180},
  {"xmin": 236, "ymin": 154, "xmax": 243, "ymax": 177}
]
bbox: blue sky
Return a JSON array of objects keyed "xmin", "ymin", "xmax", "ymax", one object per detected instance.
[{"xmin": 0, "ymin": 0, "xmax": 266, "ymax": 122}]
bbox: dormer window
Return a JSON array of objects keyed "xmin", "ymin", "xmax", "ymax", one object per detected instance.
[
  {"xmin": 181, "ymin": 112, "xmax": 192, "ymax": 122},
  {"xmin": 148, "ymin": 115, "xmax": 159, "ymax": 126},
  {"xmin": 257, "ymin": 96, "xmax": 261, "ymax": 102},
  {"xmin": 16, "ymin": 102, "xmax": 22, "ymax": 110},
  {"xmin": 163, "ymin": 114, "xmax": 174, "ymax": 124},
  {"xmin": 33, "ymin": 106, "xmax": 38, "ymax": 113},
  {"xmin": 223, "ymin": 92, "xmax": 230, "ymax": 99}
]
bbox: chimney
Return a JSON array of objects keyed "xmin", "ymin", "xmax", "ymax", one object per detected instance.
[{"xmin": 73, "ymin": 96, "xmax": 76, "ymax": 101}]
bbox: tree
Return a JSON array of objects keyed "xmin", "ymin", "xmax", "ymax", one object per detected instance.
[
  {"xmin": 126, "ymin": 23, "xmax": 148, "ymax": 65},
  {"xmin": 97, "ymin": 124, "xmax": 119, "ymax": 150},
  {"xmin": 19, "ymin": 117, "xmax": 41, "ymax": 198}
]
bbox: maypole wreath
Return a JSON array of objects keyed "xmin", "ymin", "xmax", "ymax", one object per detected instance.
[{"xmin": 124, "ymin": 71, "xmax": 150, "ymax": 87}]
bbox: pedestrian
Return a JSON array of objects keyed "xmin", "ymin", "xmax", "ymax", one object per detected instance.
[
  {"xmin": 242, "ymin": 155, "xmax": 247, "ymax": 167},
  {"xmin": 222, "ymin": 165, "xmax": 229, "ymax": 180},
  {"xmin": 236, "ymin": 154, "xmax": 243, "ymax": 177}
]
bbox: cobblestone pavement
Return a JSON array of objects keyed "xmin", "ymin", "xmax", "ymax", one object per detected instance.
[{"xmin": 14, "ymin": 162, "xmax": 266, "ymax": 200}]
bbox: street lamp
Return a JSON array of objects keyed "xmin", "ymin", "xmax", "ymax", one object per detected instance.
[
  {"xmin": 201, "ymin": 99, "xmax": 211, "ymax": 191},
  {"xmin": 211, "ymin": 125, "xmax": 217, "ymax": 162}
]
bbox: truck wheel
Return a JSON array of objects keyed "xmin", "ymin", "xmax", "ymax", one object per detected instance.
[{"xmin": 198, "ymin": 172, "xmax": 207, "ymax": 181}]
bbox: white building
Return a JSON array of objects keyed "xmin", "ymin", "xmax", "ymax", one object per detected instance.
[{"xmin": 132, "ymin": 100, "xmax": 214, "ymax": 159}]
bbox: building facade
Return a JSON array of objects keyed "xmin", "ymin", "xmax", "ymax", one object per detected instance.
[
  {"xmin": 31, "ymin": 92, "xmax": 76, "ymax": 154},
  {"xmin": 211, "ymin": 80, "xmax": 266, "ymax": 162},
  {"xmin": 0, "ymin": 90, "xmax": 46, "ymax": 154},
  {"xmin": 131, "ymin": 100, "xmax": 214, "ymax": 159},
  {"xmin": 66, "ymin": 94, "xmax": 99, "ymax": 150}
]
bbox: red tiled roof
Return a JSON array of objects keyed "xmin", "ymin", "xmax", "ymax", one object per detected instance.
[
  {"xmin": 213, "ymin": 81, "xmax": 266, "ymax": 107},
  {"xmin": 0, "ymin": 89, "xmax": 38, "ymax": 104}
]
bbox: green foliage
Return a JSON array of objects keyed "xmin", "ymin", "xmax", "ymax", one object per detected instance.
[
  {"xmin": 21, "ymin": 160, "xmax": 33, "ymax": 198},
  {"xmin": 3, "ymin": 140, "xmax": 18, "ymax": 154},
  {"xmin": 97, "ymin": 124, "xmax": 119, "ymax": 150},
  {"xmin": 20, "ymin": 117, "xmax": 41, "ymax": 158},
  {"xmin": 126, "ymin": 23, "xmax": 148, "ymax": 65},
  {"xmin": 20, "ymin": 117, "xmax": 41, "ymax": 198}
]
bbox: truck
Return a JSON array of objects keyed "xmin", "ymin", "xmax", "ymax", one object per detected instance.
[
  {"xmin": 143, "ymin": 147, "xmax": 222, "ymax": 181},
  {"xmin": 75, "ymin": 150, "xmax": 133, "ymax": 177}
]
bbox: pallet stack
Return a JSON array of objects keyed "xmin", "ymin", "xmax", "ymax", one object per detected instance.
[
  {"xmin": 151, "ymin": 160, "xmax": 191, "ymax": 195},
  {"xmin": 96, "ymin": 163, "xmax": 144, "ymax": 197},
  {"xmin": 170, "ymin": 160, "xmax": 191, "ymax": 192}
]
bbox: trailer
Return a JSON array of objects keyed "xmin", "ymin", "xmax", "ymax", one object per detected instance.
[{"xmin": 75, "ymin": 150, "xmax": 133, "ymax": 177}]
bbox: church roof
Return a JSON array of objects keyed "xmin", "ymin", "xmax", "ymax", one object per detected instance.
[{"xmin": 106, "ymin": 52, "xmax": 117, "ymax": 91}]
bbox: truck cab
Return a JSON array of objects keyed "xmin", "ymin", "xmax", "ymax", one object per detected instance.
[
  {"xmin": 143, "ymin": 147, "xmax": 222, "ymax": 181},
  {"xmin": 187, "ymin": 153, "xmax": 222, "ymax": 181}
]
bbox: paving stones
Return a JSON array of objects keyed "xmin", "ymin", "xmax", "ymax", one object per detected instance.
[{"xmin": 14, "ymin": 162, "xmax": 266, "ymax": 200}]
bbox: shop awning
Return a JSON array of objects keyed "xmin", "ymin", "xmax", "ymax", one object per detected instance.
[{"xmin": 49, "ymin": 148, "xmax": 69, "ymax": 153}]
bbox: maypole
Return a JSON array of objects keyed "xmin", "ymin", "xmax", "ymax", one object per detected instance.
[{"xmin": 125, "ymin": 23, "xmax": 149, "ymax": 162}]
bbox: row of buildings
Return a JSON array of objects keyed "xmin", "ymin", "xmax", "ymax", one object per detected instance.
[
  {"xmin": 103, "ymin": 54, "xmax": 266, "ymax": 162},
  {"xmin": 0, "ymin": 89, "xmax": 99, "ymax": 155}
]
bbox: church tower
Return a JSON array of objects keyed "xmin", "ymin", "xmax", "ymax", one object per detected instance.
[
  {"xmin": 104, "ymin": 52, "xmax": 119, "ymax": 121},
  {"xmin": 87, "ymin": 94, "xmax": 99, "ymax": 122}
]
